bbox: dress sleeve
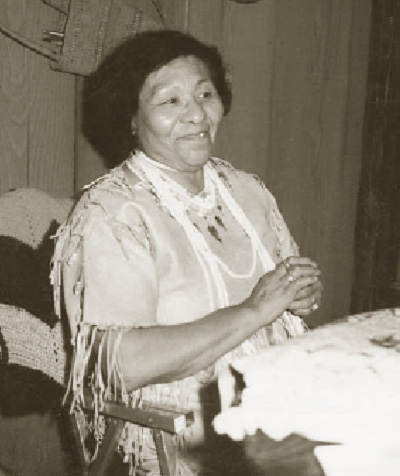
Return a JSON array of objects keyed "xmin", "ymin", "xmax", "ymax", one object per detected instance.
[
  {"xmin": 51, "ymin": 195, "xmax": 158, "ymax": 411},
  {"xmin": 263, "ymin": 185, "xmax": 300, "ymax": 260},
  {"xmin": 58, "ymin": 200, "xmax": 158, "ymax": 337},
  {"xmin": 217, "ymin": 160, "xmax": 299, "ymax": 261},
  {"xmin": 82, "ymin": 207, "xmax": 157, "ymax": 329}
]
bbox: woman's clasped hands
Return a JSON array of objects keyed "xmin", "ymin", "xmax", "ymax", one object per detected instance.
[{"xmin": 246, "ymin": 256, "xmax": 322, "ymax": 325}]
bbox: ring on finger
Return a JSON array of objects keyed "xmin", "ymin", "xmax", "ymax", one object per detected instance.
[
  {"xmin": 312, "ymin": 302, "xmax": 319, "ymax": 310},
  {"xmin": 284, "ymin": 260, "xmax": 291, "ymax": 273},
  {"xmin": 287, "ymin": 273, "xmax": 296, "ymax": 282}
]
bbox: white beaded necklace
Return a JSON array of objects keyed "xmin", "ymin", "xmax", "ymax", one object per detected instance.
[
  {"xmin": 138, "ymin": 153, "xmax": 217, "ymax": 216},
  {"xmin": 127, "ymin": 151, "xmax": 272, "ymax": 309},
  {"xmin": 126, "ymin": 151, "xmax": 305, "ymax": 338}
]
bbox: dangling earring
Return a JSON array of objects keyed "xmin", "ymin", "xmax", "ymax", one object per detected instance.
[
  {"xmin": 131, "ymin": 117, "xmax": 138, "ymax": 135},
  {"xmin": 131, "ymin": 124, "xmax": 140, "ymax": 152}
]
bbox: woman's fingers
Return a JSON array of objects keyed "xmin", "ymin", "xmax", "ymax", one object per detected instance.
[
  {"xmin": 279, "ymin": 265, "xmax": 320, "ymax": 290},
  {"xmin": 282, "ymin": 256, "xmax": 319, "ymax": 270},
  {"xmin": 280, "ymin": 274, "xmax": 320, "ymax": 292},
  {"xmin": 291, "ymin": 307, "xmax": 316, "ymax": 316},
  {"xmin": 279, "ymin": 256, "xmax": 322, "ymax": 315},
  {"xmin": 293, "ymin": 281, "xmax": 323, "ymax": 301},
  {"xmin": 247, "ymin": 268, "xmax": 302, "ymax": 324},
  {"xmin": 280, "ymin": 256, "xmax": 320, "ymax": 282},
  {"xmin": 289, "ymin": 282, "xmax": 323, "ymax": 315},
  {"xmin": 289, "ymin": 297, "xmax": 319, "ymax": 314},
  {"xmin": 246, "ymin": 256, "xmax": 322, "ymax": 325}
]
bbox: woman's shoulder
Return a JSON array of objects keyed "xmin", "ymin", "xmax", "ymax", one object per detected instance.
[
  {"xmin": 210, "ymin": 156, "xmax": 263, "ymax": 183},
  {"xmin": 79, "ymin": 165, "xmax": 134, "ymax": 204},
  {"xmin": 73, "ymin": 163, "xmax": 146, "ymax": 218},
  {"xmin": 59, "ymin": 164, "xmax": 149, "ymax": 243},
  {"xmin": 53, "ymin": 165, "xmax": 152, "ymax": 264},
  {"xmin": 210, "ymin": 157, "xmax": 275, "ymax": 203},
  {"xmin": 210, "ymin": 157, "xmax": 298, "ymax": 257}
]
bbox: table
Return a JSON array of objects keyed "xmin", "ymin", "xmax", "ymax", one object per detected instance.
[{"xmin": 214, "ymin": 308, "xmax": 400, "ymax": 476}]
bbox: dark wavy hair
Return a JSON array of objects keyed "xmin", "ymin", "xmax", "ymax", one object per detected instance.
[{"xmin": 82, "ymin": 29, "xmax": 232, "ymax": 168}]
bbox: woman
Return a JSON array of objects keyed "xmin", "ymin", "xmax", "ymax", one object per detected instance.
[{"xmin": 52, "ymin": 29, "xmax": 322, "ymax": 475}]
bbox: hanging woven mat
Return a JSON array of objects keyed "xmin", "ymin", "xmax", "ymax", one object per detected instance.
[{"xmin": 0, "ymin": 0, "xmax": 165, "ymax": 76}]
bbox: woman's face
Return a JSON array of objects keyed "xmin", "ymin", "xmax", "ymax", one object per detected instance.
[{"xmin": 133, "ymin": 55, "xmax": 224, "ymax": 172}]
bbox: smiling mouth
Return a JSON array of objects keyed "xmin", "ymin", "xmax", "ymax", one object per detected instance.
[{"xmin": 181, "ymin": 131, "xmax": 209, "ymax": 140}]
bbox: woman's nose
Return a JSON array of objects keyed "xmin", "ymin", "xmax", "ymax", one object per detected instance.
[{"xmin": 182, "ymin": 98, "xmax": 206, "ymax": 123}]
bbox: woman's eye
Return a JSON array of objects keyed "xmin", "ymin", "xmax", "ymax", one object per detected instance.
[
  {"xmin": 199, "ymin": 90, "xmax": 214, "ymax": 99},
  {"xmin": 161, "ymin": 97, "xmax": 179, "ymax": 105}
]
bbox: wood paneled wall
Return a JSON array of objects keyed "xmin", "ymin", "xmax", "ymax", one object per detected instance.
[
  {"xmin": 0, "ymin": 1, "xmax": 372, "ymax": 475},
  {"xmin": 352, "ymin": 0, "xmax": 400, "ymax": 313},
  {"xmin": 0, "ymin": 0, "xmax": 373, "ymax": 326},
  {"xmin": 74, "ymin": 0, "xmax": 372, "ymax": 327},
  {"xmin": 0, "ymin": 2, "xmax": 74, "ymax": 474},
  {"xmin": 0, "ymin": 0, "xmax": 75, "ymax": 198}
]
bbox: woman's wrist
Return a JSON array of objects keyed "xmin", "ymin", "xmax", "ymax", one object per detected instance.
[{"xmin": 236, "ymin": 299, "xmax": 272, "ymax": 330}]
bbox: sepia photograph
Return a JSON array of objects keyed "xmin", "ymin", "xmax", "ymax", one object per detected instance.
[{"xmin": 0, "ymin": 1, "xmax": 399, "ymax": 475}]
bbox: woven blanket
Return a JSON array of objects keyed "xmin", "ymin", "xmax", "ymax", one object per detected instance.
[
  {"xmin": 0, "ymin": 188, "xmax": 72, "ymax": 414},
  {"xmin": 0, "ymin": 188, "xmax": 72, "ymax": 326}
]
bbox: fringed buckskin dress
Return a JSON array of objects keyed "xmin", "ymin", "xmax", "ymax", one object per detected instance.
[{"xmin": 51, "ymin": 151, "xmax": 306, "ymax": 475}]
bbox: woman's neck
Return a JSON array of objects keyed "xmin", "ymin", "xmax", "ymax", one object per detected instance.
[
  {"xmin": 138, "ymin": 151, "xmax": 205, "ymax": 194},
  {"xmin": 164, "ymin": 168, "xmax": 204, "ymax": 194}
]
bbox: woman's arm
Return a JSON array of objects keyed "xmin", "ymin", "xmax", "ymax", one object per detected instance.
[
  {"xmin": 117, "ymin": 257, "xmax": 319, "ymax": 391},
  {"xmin": 59, "ymin": 199, "xmax": 320, "ymax": 393}
]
